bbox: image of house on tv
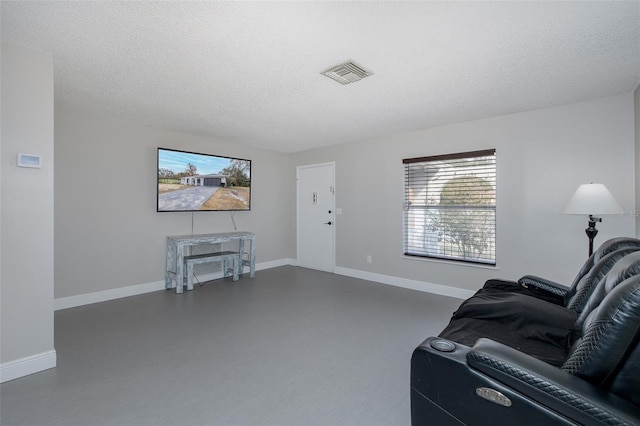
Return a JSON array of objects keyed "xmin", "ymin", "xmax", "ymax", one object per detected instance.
[
  {"xmin": 180, "ymin": 174, "xmax": 227, "ymax": 187},
  {"xmin": 157, "ymin": 149, "xmax": 251, "ymax": 211}
]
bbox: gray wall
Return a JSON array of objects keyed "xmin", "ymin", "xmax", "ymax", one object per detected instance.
[
  {"xmin": 56, "ymin": 92, "xmax": 637, "ymax": 299},
  {"xmin": 635, "ymin": 84, "xmax": 640, "ymax": 238},
  {"xmin": 1, "ymin": 44, "xmax": 55, "ymax": 372},
  {"xmin": 292, "ymin": 93, "xmax": 636, "ymax": 291},
  {"xmin": 54, "ymin": 108, "xmax": 294, "ymax": 299}
]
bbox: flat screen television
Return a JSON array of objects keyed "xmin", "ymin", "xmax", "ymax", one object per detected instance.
[{"xmin": 157, "ymin": 148, "xmax": 251, "ymax": 212}]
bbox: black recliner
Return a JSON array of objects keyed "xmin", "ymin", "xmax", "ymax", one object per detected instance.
[
  {"xmin": 438, "ymin": 249, "xmax": 640, "ymax": 365},
  {"xmin": 411, "ymin": 275, "xmax": 640, "ymax": 426},
  {"xmin": 483, "ymin": 237, "xmax": 640, "ymax": 306}
]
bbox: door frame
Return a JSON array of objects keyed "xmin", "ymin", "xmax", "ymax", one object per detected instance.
[{"xmin": 296, "ymin": 162, "xmax": 336, "ymax": 272}]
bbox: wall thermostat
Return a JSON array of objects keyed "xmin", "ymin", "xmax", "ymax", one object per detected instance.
[{"xmin": 17, "ymin": 153, "xmax": 42, "ymax": 168}]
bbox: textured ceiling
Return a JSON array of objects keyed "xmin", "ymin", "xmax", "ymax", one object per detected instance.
[{"xmin": 2, "ymin": 1, "xmax": 639, "ymax": 153}]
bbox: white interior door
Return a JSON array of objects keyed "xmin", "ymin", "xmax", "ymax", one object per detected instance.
[{"xmin": 297, "ymin": 163, "xmax": 335, "ymax": 272}]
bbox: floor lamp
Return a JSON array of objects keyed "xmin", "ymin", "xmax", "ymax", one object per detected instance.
[{"xmin": 563, "ymin": 183, "xmax": 624, "ymax": 257}]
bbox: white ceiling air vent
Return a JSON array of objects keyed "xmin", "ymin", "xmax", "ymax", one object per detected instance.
[{"xmin": 322, "ymin": 61, "xmax": 373, "ymax": 85}]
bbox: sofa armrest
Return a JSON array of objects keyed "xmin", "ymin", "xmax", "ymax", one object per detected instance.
[
  {"xmin": 518, "ymin": 275, "xmax": 568, "ymax": 296},
  {"xmin": 518, "ymin": 275, "xmax": 568, "ymax": 301},
  {"xmin": 468, "ymin": 338, "xmax": 639, "ymax": 426}
]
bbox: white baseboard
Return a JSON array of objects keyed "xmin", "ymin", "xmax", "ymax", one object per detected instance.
[
  {"xmin": 0, "ymin": 350, "xmax": 57, "ymax": 383},
  {"xmin": 54, "ymin": 259, "xmax": 470, "ymax": 310},
  {"xmin": 54, "ymin": 258, "xmax": 298, "ymax": 311},
  {"xmin": 333, "ymin": 266, "xmax": 476, "ymax": 300},
  {"xmin": 256, "ymin": 258, "xmax": 297, "ymax": 270},
  {"xmin": 54, "ymin": 280, "xmax": 167, "ymax": 311}
]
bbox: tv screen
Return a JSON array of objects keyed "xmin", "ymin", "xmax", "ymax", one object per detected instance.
[{"xmin": 157, "ymin": 148, "xmax": 251, "ymax": 212}]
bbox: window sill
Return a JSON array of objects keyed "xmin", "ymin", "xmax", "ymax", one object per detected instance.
[{"xmin": 402, "ymin": 254, "xmax": 499, "ymax": 270}]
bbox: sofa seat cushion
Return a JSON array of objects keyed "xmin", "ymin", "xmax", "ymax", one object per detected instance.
[{"xmin": 438, "ymin": 290, "xmax": 578, "ymax": 366}]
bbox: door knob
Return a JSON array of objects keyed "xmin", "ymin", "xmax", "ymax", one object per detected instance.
[{"xmin": 324, "ymin": 221, "xmax": 332, "ymax": 225}]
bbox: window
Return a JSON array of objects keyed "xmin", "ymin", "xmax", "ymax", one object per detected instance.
[{"xmin": 403, "ymin": 149, "xmax": 496, "ymax": 265}]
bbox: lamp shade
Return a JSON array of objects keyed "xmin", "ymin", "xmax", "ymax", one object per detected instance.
[{"xmin": 563, "ymin": 183, "xmax": 624, "ymax": 215}]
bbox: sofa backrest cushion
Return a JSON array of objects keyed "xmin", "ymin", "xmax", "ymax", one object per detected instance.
[
  {"xmin": 562, "ymin": 275, "xmax": 640, "ymax": 405},
  {"xmin": 574, "ymin": 251, "xmax": 640, "ymax": 327},
  {"xmin": 567, "ymin": 248, "xmax": 640, "ymax": 314},
  {"xmin": 566, "ymin": 238, "xmax": 640, "ymax": 301}
]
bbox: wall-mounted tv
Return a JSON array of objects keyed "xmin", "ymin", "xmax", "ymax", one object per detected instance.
[{"xmin": 157, "ymin": 148, "xmax": 251, "ymax": 212}]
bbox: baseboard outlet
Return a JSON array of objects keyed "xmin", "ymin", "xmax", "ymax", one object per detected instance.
[
  {"xmin": 54, "ymin": 258, "xmax": 298, "ymax": 311},
  {"xmin": 333, "ymin": 266, "xmax": 476, "ymax": 300},
  {"xmin": 0, "ymin": 350, "xmax": 57, "ymax": 383}
]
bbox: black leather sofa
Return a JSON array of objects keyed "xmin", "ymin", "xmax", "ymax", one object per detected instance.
[
  {"xmin": 482, "ymin": 237, "xmax": 640, "ymax": 306},
  {"xmin": 438, "ymin": 247, "xmax": 640, "ymax": 366},
  {"xmin": 411, "ymin": 244, "xmax": 640, "ymax": 425}
]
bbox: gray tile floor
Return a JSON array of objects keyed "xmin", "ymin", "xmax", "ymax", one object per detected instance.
[{"xmin": 1, "ymin": 266, "xmax": 461, "ymax": 426}]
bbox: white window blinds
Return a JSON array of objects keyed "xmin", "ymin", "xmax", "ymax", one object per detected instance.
[{"xmin": 403, "ymin": 149, "xmax": 496, "ymax": 265}]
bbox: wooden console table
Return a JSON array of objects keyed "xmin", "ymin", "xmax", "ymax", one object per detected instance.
[{"xmin": 165, "ymin": 232, "xmax": 256, "ymax": 293}]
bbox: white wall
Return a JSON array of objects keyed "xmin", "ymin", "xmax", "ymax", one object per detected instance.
[
  {"xmin": 1, "ymin": 43, "xmax": 56, "ymax": 381},
  {"xmin": 54, "ymin": 108, "xmax": 294, "ymax": 300},
  {"xmin": 292, "ymin": 94, "xmax": 636, "ymax": 292}
]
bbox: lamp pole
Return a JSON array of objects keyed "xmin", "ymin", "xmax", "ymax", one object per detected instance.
[{"xmin": 585, "ymin": 215, "xmax": 601, "ymax": 257}]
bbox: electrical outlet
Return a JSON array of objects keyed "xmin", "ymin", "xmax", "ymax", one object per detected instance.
[{"xmin": 366, "ymin": 255, "xmax": 372, "ymax": 264}]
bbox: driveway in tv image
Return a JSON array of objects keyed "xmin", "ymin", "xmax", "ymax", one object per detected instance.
[{"xmin": 158, "ymin": 186, "xmax": 220, "ymax": 211}]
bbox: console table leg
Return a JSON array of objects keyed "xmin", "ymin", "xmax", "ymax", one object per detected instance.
[
  {"xmin": 175, "ymin": 244, "xmax": 185, "ymax": 293},
  {"xmin": 166, "ymin": 240, "xmax": 177, "ymax": 289},
  {"xmin": 249, "ymin": 237, "xmax": 256, "ymax": 278}
]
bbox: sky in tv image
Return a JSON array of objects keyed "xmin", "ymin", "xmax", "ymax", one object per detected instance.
[{"xmin": 159, "ymin": 150, "xmax": 234, "ymax": 176}]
